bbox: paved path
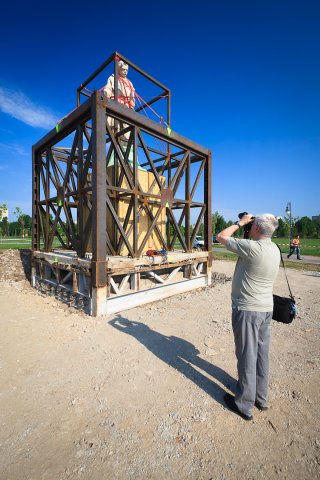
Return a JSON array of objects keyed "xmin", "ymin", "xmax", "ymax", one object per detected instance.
[{"xmin": 280, "ymin": 253, "xmax": 320, "ymax": 265}]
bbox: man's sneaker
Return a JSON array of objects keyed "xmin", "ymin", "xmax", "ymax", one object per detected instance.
[{"xmin": 223, "ymin": 393, "xmax": 253, "ymax": 421}]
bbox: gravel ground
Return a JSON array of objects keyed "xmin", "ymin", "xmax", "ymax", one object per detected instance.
[{"xmin": 0, "ymin": 250, "xmax": 319, "ymax": 480}]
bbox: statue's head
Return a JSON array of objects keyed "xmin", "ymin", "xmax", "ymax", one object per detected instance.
[{"xmin": 118, "ymin": 61, "xmax": 129, "ymax": 78}]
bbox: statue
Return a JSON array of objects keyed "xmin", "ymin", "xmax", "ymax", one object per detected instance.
[{"xmin": 104, "ymin": 61, "xmax": 135, "ymax": 144}]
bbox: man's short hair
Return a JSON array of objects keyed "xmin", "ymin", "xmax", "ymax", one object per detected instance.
[{"xmin": 255, "ymin": 214, "xmax": 279, "ymax": 237}]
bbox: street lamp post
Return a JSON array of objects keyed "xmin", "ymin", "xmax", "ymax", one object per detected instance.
[{"xmin": 285, "ymin": 202, "xmax": 292, "ymax": 245}]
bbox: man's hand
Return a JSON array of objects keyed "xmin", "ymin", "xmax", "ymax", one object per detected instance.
[
  {"xmin": 216, "ymin": 212, "xmax": 254, "ymax": 246},
  {"xmin": 239, "ymin": 213, "xmax": 254, "ymax": 226}
]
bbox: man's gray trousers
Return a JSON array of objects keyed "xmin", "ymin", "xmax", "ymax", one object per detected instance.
[{"xmin": 232, "ymin": 308, "xmax": 272, "ymax": 417}]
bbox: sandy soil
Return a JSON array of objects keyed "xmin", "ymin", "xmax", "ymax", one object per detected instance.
[{"xmin": 0, "ymin": 250, "xmax": 319, "ymax": 480}]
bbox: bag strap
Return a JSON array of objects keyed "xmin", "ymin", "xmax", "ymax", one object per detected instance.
[{"xmin": 276, "ymin": 244, "xmax": 295, "ymax": 300}]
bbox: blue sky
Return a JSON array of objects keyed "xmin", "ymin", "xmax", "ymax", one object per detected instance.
[{"xmin": 0, "ymin": 0, "xmax": 319, "ymax": 223}]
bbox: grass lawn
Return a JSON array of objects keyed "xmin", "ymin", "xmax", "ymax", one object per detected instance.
[
  {"xmin": 0, "ymin": 243, "xmax": 31, "ymax": 249},
  {"xmin": 212, "ymin": 250, "xmax": 320, "ymax": 272},
  {"xmin": 272, "ymin": 237, "xmax": 320, "ymax": 257},
  {"xmin": 213, "ymin": 237, "xmax": 320, "ymax": 257},
  {"xmin": 1, "ymin": 237, "xmax": 319, "ymax": 273},
  {"xmin": 0, "ymin": 239, "xmax": 63, "ymax": 250}
]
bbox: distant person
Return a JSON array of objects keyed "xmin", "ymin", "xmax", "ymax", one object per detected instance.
[
  {"xmin": 287, "ymin": 235, "xmax": 301, "ymax": 260},
  {"xmin": 217, "ymin": 213, "xmax": 280, "ymax": 421}
]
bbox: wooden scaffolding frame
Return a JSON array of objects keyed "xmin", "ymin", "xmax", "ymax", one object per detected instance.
[{"xmin": 32, "ymin": 55, "xmax": 212, "ymax": 315}]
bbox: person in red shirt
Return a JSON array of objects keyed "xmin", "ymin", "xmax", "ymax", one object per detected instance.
[{"xmin": 287, "ymin": 235, "xmax": 301, "ymax": 259}]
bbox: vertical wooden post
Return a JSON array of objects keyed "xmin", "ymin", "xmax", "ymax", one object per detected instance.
[
  {"xmin": 32, "ymin": 147, "xmax": 40, "ymax": 285},
  {"xmin": 114, "ymin": 55, "xmax": 119, "ymax": 104},
  {"xmin": 204, "ymin": 150, "xmax": 212, "ymax": 285},
  {"xmin": 77, "ymin": 125, "xmax": 85, "ymax": 257},
  {"xmin": 32, "ymin": 147, "xmax": 40, "ymax": 251},
  {"xmin": 185, "ymin": 153, "xmax": 190, "ymax": 250},
  {"xmin": 91, "ymin": 93, "xmax": 107, "ymax": 316},
  {"xmin": 72, "ymin": 272, "xmax": 78, "ymax": 294},
  {"xmin": 166, "ymin": 150, "xmax": 171, "ymax": 250},
  {"xmin": 45, "ymin": 150, "xmax": 50, "ymax": 251},
  {"xmin": 130, "ymin": 272, "xmax": 140, "ymax": 291},
  {"xmin": 183, "ymin": 264, "xmax": 192, "ymax": 279},
  {"xmin": 133, "ymin": 126, "xmax": 138, "ymax": 255}
]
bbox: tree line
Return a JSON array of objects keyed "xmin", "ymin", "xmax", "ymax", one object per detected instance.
[
  {"xmin": 1, "ymin": 203, "xmax": 319, "ymax": 239},
  {"xmin": 197, "ymin": 211, "xmax": 320, "ymax": 239},
  {"xmin": 0, "ymin": 204, "xmax": 32, "ymax": 237}
]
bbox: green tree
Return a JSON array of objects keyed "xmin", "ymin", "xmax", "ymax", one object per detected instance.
[
  {"xmin": 14, "ymin": 207, "xmax": 22, "ymax": 221},
  {"xmin": 14, "ymin": 207, "xmax": 27, "ymax": 237},
  {"xmin": 0, "ymin": 204, "xmax": 9, "ymax": 237},
  {"xmin": 0, "ymin": 203, "xmax": 8, "ymax": 219},
  {"xmin": 276, "ymin": 218, "xmax": 287, "ymax": 237},
  {"xmin": 313, "ymin": 218, "xmax": 320, "ymax": 238},
  {"xmin": 21, "ymin": 214, "xmax": 32, "ymax": 236},
  {"xmin": 9, "ymin": 221, "xmax": 19, "ymax": 237},
  {"xmin": 1, "ymin": 217, "xmax": 9, "ymax": 236},
  {"xmin": 212, "ymin": 211, "xmax": 227, "ymax": 234},
  {"xmin": 283, "ymin": 213, "xmax": 291, "ymax": 238},
  {"xmin": 169, "ymin": 223, "xmax": 186, "ymax": 240},
  {"xmin": 197, "ymin": 223, "xmax": 204, "ymax": 237},
  {"xmin": 283, "ymin": 213, "xmax": 299, "ymax": 239},
  {"xmin": 295, "ymin": 216, "xmax": 318, "ymax": 238}
]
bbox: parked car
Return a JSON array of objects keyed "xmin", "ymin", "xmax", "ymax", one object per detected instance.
[
  {"xmin": 193, "ymin": 236, "xmax": 205, "ymax": 249},
  {"xmin": 212, "ymin": 235, "xmax": 220, "ymax": 243}
]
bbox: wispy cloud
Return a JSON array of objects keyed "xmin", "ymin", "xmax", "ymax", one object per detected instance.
[
  {"xmin": 0, "ymin": 86, "xmax": 58, "ymax": 129},
  {"xmin": 0, "ymin": 127, "xmax": 14, "ymax": 135},
  {"xmin": 0, "ymin": 142, "xmax": 28, "ymax": 156}
]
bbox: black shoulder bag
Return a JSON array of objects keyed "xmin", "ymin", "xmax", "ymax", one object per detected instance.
[{"xmin": 273, "ymin": 246, "xmax": 296, "ymax": 324}]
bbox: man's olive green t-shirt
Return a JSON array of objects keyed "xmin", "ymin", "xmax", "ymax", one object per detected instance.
[{"xmin": 226, "ymin": 237, "xmax": 280, "ymax": 312}]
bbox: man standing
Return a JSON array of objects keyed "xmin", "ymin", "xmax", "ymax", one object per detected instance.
[
  {"xmin": 217, "ymin": 213, "xmax": 280, "ymax": 421},
  {"xmin": 287, "ymin": 235, "xmax": 301, "ymax": 260}
]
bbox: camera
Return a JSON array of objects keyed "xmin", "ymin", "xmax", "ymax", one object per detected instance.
[{"xmin": 238, "ymin": 212, "xmax": 255, "ymax": 239}]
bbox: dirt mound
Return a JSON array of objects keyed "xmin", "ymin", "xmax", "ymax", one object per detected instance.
[{"xmin": 0, "ymin": 249, "xmax": 31, "ymax": 282}]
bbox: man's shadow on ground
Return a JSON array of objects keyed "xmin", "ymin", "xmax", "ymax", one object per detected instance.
[{"xmin": 109, "ymin": 316, "xmax": 236, "ymax": 407}]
